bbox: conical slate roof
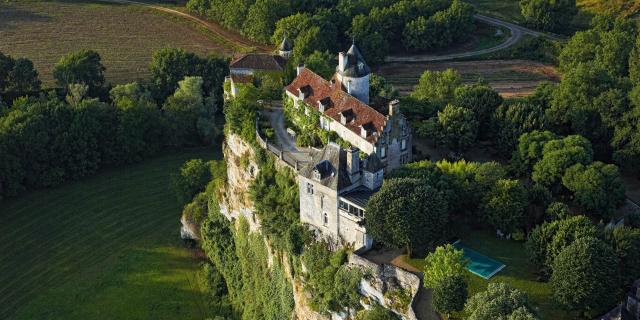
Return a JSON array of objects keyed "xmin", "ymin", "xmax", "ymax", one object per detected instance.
[
  {"xmin": 339, "ymin": 42, "xmax": 370, "ymax": 78},
  {"xmin": 278, "ymin": 37, "xmax": 293, "ymax": 51}
]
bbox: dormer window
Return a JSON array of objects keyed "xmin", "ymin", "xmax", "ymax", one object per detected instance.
[
  {"xmin": 360, "ymin": 122, "xmax": 375, "ymax": 138},
  {"xmin": 318, "ymin": 97, "xmax": 331, "ymax": 113},
  {"xmin": 313, "ymin": 169, "xmax": 321, "ymax": 181},
  {"xmin": 340, "ymin": 109, "xmax": 354, "ymax": 125}
]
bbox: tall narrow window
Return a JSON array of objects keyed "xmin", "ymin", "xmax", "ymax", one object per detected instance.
[
  {"xmin": 381, "ymin": 146, "xmax": 386, "ymax": 159},
  {"xmin": 401, "ymin": 139, "xmax": 407, "ymax": 151},
  {"xmin": 320, "ymin": 195, "xmax": 324, "ymax": 208},
  {"xmin": 323, "ymin": 213, "xmax": 328, "ymax": 225},
  {"xmin": 307, "ymin": 183, "xmax": 314, "ymax": 195}
]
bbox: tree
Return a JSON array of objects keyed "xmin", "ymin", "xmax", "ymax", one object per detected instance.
[
  {"xmin": 434, "ymin": 104, "xmax": 478, "ymax": 154},
  {"xmin": 545, "ymin": 201, "xmax": 571, "ymax": 221},
  {"xmin": 423, "ymin": 244, "xmax": 467, "ymax": 289},
  {"xmin": 454, "ymin": 82, "xmax": 502, "ymax": 139},
  {"xmin": 562, "ymin": 162, "xmax": 626, "ymax": 218},
  {"xmin": 366, "ymin": 178, "xmax": 448, "ymax": 255},
  {"xmin": 511, "ymin": 130, "xmax": 558, "ymax": 174},
  {"xmin": 171, "ymin": 158, "xmax": 211, "ymax": 205},
  {"xmin": 412, "ymin": 69, "xmax": 462, "ymax": 105},
  {"xmin": 631, "ymin": 34, "xmax": 640, "ymax": 85},
  {"xmin": 481, "ymin": 179, "xmax": 528, "ymax": 233},
  {"xmin": 433, "ymin": 275, "xmax": 468, "ymax": 319},
  {"xmin": 604, "ymin": 226, "xmax": 640, "ymax": 288},
  {"xmin": 532, "ymin": 135, "xmax": 593, "ymax": 187},
  {"xmin": 302, "ymin": 50, "xmax": 334, "ymax": 80},
  {"xmin": 526, "ymin": 215, "xmax": 598, "ymax": 274},
  {"xmin": 464, "ymin": 283, "xmax": 538, "ymax": 320},
  {"xmin": 551, "ymin": 237, "xmax": 619, "ymax": 317},
  {"xmin": 271, "ymin": 13, "xmax": 313, "ymax": 45},
  {"xmin": 52, "ymin": 49, "xmax": 105, "ymax": 94},
  {"xmin": 350, "ymin": 14, "xmax": 389, "ymax": 65},
  {"xmin": 242, "ymin": 0, "xmax": 291, "ymax": 43},
  {"xmin": 332, "ymin": 266, "xmax": 362, "ymax": 314},
  {"xmin": 370, "ymin": 73, "xmax": 398, "ymax": 100},
  {"xmin": 519, "ymin": 0, "xmax": 577, "ymax": 32},
  {"xmin": 6, "ymin": 58, "xmax": 40, "ymax": 94},
  {"xmin": 493, "ymin": 85, "xmax": 551, "ymax": 156}
]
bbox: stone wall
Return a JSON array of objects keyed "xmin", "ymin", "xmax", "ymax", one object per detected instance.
[{"xmin": 349, "ymin": 254, "xmax": 421, "ymax": 320}]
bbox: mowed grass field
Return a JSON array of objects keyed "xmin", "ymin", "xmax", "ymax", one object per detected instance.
[
  {"xmin": 0, "ymin": 148, "xmax": 221, "ymax": 320},
  {"xmin": 0, "ymin": 0, "xmax": 236, "ymax": 86}
]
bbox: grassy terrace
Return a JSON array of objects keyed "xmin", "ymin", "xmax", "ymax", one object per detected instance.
[
  {"xmin": 0, "ymin": 0, "xmax": 235, "ymax": 86},
  {"xmin": 405, "ymin": 226, "xmax": 571, "ymax": 319},
  {"xmin": 0, "ymin": 148, "xmax": 221, "ymax": 320}
]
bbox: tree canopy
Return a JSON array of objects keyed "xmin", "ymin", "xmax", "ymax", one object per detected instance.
[
  {"xmin": 366, "ymin": 178, "xmax": 448, "ymax": 255},
  {"xmin": 551, "ymin": 237, "xmax": 619, "ymax": 317},
  {"xmin": 464, "ymin": 283, "xmax": 538, "ymax": 320},
  {"xmin": 52, "ymin": 49, "xmax": 105, "ymax": 95}
]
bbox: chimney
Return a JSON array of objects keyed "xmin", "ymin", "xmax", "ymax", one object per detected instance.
[
  {"xmin": 296, "ymin": 64, "xmax": 305, "ymax": 76},
  {"xmin": 346, "ymin": 147, "xmax": 360, "ymax": 179},
  {"xmin": 388, "ymin": 99, "xmax": 400, "ymax": 116},
  {"xmin": 338, "ymin": 52, "xmax": 346, "ymax": 72},
  {"xmin": 346, "ymin": 80, "xmax": 352, "ymax": 95}
]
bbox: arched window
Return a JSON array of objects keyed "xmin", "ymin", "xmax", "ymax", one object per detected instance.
[{"xmin": 323, "ymin": 213, "xmax": 328, "ymax": 225}]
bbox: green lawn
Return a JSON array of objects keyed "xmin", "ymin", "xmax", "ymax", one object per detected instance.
[
  {"xmin": 0, "ymin": 148, "xmax": 221, "ymax": 320},
  {"xmin": 406, "ymin": 227, "xmax": 572, "ymax": 319}
]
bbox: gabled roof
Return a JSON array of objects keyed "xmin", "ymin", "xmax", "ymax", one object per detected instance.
[
  {"xmin": 285, "ymin": 68, "xmax": 386, "ymax": 143},
  {"xmin": 229, "ymin": 54, "xmax": 286, "ymax": 71},
  {"xmin": 337, "ymin": 43, "xmax": 370, "ymax": 77},
  {"xmin": 300, "ymin": 143, "xmax": 352, "ymax": 191}
]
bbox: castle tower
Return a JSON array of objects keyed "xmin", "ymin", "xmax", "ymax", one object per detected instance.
[
  {"xmin": 278, "ymin": 36, "xmax": 293, "ymax": 59},
  {"xmin": 336, "ymin": 42, "xmax": 371, "ymax": 104}
]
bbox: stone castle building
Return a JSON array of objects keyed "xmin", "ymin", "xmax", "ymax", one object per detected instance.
[
  {"xmin": 289, "ymin": 43, "xmax": 413, "ymax": 251},
  {"xmin": 284, "ymin": 43, "xmax": 412, "ymax": 172}
]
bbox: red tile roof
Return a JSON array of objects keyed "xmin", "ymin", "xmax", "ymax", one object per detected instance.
[{"xmin": 284, "ymin": 68, "xmax": 386, "ymax": 143}]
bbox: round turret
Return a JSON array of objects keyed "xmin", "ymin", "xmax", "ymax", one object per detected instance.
[
  {"xmin": 278, "ymin": 36, "xmax": 293, "ymax": 59},
  {"xmin": 335, "ymin": 42, "xmax": 370, "ymax": 104}
]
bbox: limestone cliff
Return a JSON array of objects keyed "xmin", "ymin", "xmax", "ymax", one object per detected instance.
[{"xmin": 207, "ymin": 133, "xmax": 421, "ymax": 320}]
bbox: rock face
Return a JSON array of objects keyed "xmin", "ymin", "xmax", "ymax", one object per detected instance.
[{"xmin": 217, "ymin": 133, "xmax": 419, "ymax": 320}]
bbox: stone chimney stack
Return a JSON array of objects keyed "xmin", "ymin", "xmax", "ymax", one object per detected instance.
[
  {"xmin": 388, "ymin": 99, "xmax": 400, "ymax": 116},
  {"xmin": 346, "ymin": 147, "xmax": 360, "ymax": 182},
  {"xmin": 338, "ymin": 52, "xmax": 346, "ymax": 72},
  {"xmin": 297, "ymin": 64, "xmax": 305, "ymax": 76}
]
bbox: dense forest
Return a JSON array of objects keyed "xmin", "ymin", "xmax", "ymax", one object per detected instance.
[
  {"xmin": 0, "ymin": 49, "xmax": 228, "ymax": 200},
  {"xmin": 187, "ymin": 0, "xmax": 476, "ymax": 64}
]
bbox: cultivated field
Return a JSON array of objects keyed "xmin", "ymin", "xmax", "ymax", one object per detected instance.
[
  {"xmin": 466, "ymin": 0, "xmax": 638, "ymax": 25},
  {"xmin": 376, "ymin": 59, "xmax": 560, "ymax": 98},
  {"xmin": 0, "ymin": 1, "xmax": 236, "ymax": 86},
  {"xmin": 0, "ymin": 148, "xmax": 220, "ymax": 320}
]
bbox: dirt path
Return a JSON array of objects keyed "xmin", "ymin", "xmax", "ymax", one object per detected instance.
[
  {"xmin": 386, "ymin": 14, "xmax": 563, "ymax": 63},
  {"xmin": 96, "ymin": 0, "xmax": 271, "ymax": 53}
]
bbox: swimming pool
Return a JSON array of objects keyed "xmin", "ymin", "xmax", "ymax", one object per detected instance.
[{"xmin": 453, "ymin": 241, "xmax": 505, "ymax": 279}]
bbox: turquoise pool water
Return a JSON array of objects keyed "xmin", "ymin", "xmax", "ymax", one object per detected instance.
[{"xmin": 453, "ymin": 241, "xmax": 505, "ymax": 279}]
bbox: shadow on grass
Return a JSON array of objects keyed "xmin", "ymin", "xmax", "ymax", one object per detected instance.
[{"xmin": 0, "ymin": 6, "xmax": 52, "ymax": 30}]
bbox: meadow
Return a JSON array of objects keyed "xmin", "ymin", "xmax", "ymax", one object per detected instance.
[
  {"xmin": 0, "ymin": 148, "xmax": 221, "ymax": 320},
  {"xmin": 0, "ymin": 0, "xmax": 236, "ymax": 86}
]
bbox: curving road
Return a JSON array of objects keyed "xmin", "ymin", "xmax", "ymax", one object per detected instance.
[
  {"xmin": 97, "ymin": 1, "xmax": 561, "ymax": 62},
  {"xmin": 385, "ymin": 14, "xmax": 563, "ymax": 63}
]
